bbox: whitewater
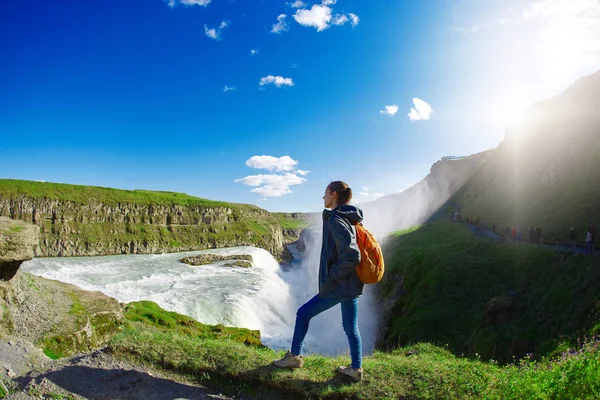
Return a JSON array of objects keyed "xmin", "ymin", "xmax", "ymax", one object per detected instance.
[{"xmin": 21, "ymin": 241, "xmax": 379, "ymax": 356}]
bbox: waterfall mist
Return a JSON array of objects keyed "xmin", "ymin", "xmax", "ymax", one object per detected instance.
[{"xmin": 359, "ymin": 155, "xmax": 486, "ymax": 239}]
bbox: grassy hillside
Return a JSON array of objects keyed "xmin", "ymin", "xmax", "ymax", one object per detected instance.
[
  {"xmin": 106, "ymin": 298, "xmax": 600, "ymax": 400},
  {"xmin": 378, "ymin": 214, "xmax": 600, "ymax": 365},
  {"xmin": 0, "ymin": 179, "xmax": 250, "ymax": 209},
  {"xmin": 454, "ymin": 70, "xmax": 600, "ymax": 242}
]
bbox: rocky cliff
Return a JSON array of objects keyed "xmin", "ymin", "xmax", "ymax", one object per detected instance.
[
  {"xmin": 0, "ymin": 180, "xmax": 305, "ymax": 259},
  {"xmin": 359, "ymin": 153, "xmax": 488, "ymax": 237}
]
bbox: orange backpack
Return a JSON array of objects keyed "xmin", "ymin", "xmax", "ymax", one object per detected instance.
[{"xmin": 354, "ymin": 222, "xmax": 384, "ymax": 284}]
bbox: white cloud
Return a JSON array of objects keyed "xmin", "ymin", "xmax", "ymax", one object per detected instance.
[
  {"xmin": 353, "ymin": 187, "xmax": 384, "ymax": 204},
  {"xmin": 259, "ymin": 75, "xmax": 294, "ymax": 87},
  {"xmin": 204, "ymin": 26, "xmax": 218, "ymax": 40},
  {"xmin": 167, "ymin": 0, "xmax": 211, "ymax": 8},
  {"xmin": 204, "ymin": 21, "xmax": 229, "ymax": 40},
  {"xmin": 235, "ymin": 173, "xmax": 305, "ymax": 187},
  {"xmin": 408, "ymin": 98, "xmax": 434, "ymax": 121},
  {"xmin": 245, "ymin": 155, "xmax": 298, "ymax": 172},
  {"xmin": 293, "ymin": 3, "xmax": 359, "ymax": 31},
  {"xmin": 455, "ymin": 0, "xmax": 600, "ymax": 35},
  {"xmin": 271, "ymin": 14, "xmax": 289, "ymax": 34},
  {"xmin": 236, "ymin": 155, "xmax": 308, "ymax": 197},
  {"xmin": 380, "ymin": 104, "xmax": 399, "ymax": 116},
  {"xmin": 332, "ymin": 14, "xmax": 349, "ymax": 26},
  {"xmin": 294, "ymin": 4, "xmax": 332, "ymax": 31},
  {"xmin": 223, "ymin": 86, "xmax": 236, "ymax": 92},
  {"xmin": 251, "ymin": 185, "xmax": 292, "ymax": 197},
  {"xmin": 332, "ymin": 12, "xmax": 359, "ymax": 27},
  {"xmin": 236, "ymin": 173, "xmax": 306, "ymax": 197},
  {"xmin": 289, "ymin": 0, "xmax": 306, "ymax": 8},
  {"xmin": 250, "ymin": 48, "xmax": 259, "ymax": 56}
]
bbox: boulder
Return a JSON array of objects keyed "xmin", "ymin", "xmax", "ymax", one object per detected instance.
[
  {"xmin": 0, "ymin": 217, "xmax": 39, "ymax": 281},
  {"xmin": 180, "ymin": 253, "xmax": 253, "ymax": 267}
]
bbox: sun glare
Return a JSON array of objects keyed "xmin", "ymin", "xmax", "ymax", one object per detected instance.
[{"xmin": 539, "ymin": 23, "xmax": 588, "ymax": 79}]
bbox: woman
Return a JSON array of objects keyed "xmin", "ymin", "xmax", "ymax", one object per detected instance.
[{"xmin": 273, "ymin": 181, "xmax": 365, "ymax": 382}]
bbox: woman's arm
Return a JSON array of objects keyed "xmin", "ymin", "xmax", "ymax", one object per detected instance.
[{"xmin": 328, "ymin": 215, "xmax": 361, "ymax": 281}]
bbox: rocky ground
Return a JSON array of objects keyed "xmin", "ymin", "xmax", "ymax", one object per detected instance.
[
  {"xmin": 1, "ymin": 339, "xmax": 237, "ymax": 400},
  {"xmin": 0, "ymin": 217, "xmax": 255, "ymax": 400}
]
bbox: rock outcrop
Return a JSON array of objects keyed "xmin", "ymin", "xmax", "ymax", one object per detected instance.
[
  {"xmin": 180, "ymin": 253, "xmax": 253, "ymax": 267},
  {"xmin": 0, "ymin": 218, "xmax": 123, "ymax": 364},
  {"xmin": 0, "ymin": 217, "xmax": 40, "ymax": 281}
]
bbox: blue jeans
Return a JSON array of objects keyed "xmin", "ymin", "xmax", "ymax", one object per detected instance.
[{"xmin": 290, "ymin": 294, "xmax": 362, "ymax": 369}]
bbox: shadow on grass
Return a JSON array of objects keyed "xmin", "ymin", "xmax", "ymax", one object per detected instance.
[
  {"xmin": 16, "ymin": 365, "xmax": 227, "ymax": 400},
  {"xmin": 247, "ymin": 364, "xmax": 361, "ymax": 399}
]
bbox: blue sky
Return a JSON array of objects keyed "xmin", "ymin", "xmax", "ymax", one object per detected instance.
[{"xmin": 1, "ymin": 0, "xmax": 599, "ymax": 212}]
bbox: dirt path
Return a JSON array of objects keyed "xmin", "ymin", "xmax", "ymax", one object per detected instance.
[{"xmin": 2, "ymin": 340, "xmax": 237, "ymax": 400}]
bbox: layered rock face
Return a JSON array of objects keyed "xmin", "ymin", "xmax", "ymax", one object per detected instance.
[
  {"xmin": 0, "ymin": 217, "xmax": 41, "ymax": 330},
  {"xmin": 0, "ymin": 196, "xmax": 301, "ymax": 259},
  {"xmin": 0, "ymin": 217, "xmax": 40, "ymax": 280}
]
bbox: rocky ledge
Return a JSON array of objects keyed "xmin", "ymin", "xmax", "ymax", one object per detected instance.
[
  {"xmin": 180, "ymin": 254, "xmax": 254, "ymax": 268},
  {"xmin": 0, "ymin": 217, "xmax": 40, "ymax": 281}
]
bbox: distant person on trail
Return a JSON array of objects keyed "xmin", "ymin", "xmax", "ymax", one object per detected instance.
[
  {"xmin": 535, "ymin": 225, "xmax": 542, "ymax": 245},
  {"xmin": 517, "ymin": 225, "xmax": 522, "ymax": 240},
  {"xmin": 586, "ymin": 230, "xmax": 593, "ymax": 253},
  {"xmin": 273, "ymin": 181, "xmax": 364, "ymax": 382},
  {"xmin": 512, "ymin": 226, "xmax": 517, "ymax": 239},
  {"xmin": 589, "ymin": 222, "xmax": 596, "ymax": 243},
  {"xmin": 569, "ymin": 227, "xmax": 576, "ymax": 248},
  {"xmin": 528, "ymin": 226, "xmax": 534, "ymax": 244}
]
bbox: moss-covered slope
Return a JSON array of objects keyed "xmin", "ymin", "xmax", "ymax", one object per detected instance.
[
  {"xmin": 377, "ymin": 216, "xmax": 600, "ymax": 364},
  {"xmin": 0, "ymin": 272, "xmax": 123, "ymax": 359}
]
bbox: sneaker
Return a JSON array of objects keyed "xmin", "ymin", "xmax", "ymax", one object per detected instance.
[
  {"xmin": 337, "ymin": 366, "xmax": 363, "ymax": 382},
  {"xmin": 273, "ymin": 351, "xmax": 304, "ymax": 369}
]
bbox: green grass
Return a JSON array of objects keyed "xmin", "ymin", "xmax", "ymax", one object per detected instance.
[
  {"xmin": 391, "ymin": 224, "xmax": 422, "ymax": 236},
  {"xmin": 8, "ymin": 225, "xmax": 22, "ymax": 233},
  {"xmin": 379, "ymin": 218, "xmax": 600, "ymax": 364},
  {"xmin": 272, "ymin": 213, "xmax": 310, "ymax": 230},
  {"xmin": 109, "ymin": 322, "xmax": 497, "ymax": 399},
  {"xmin": 488, "ymin": 340, "xmax": 600, "ymax": 399},
  {"xmin": 0, "ymin": 179, "xmax": 254, "ymax": 209},
  {"xmin": 43, "ymin": 346, "xmax": 62, "ymax": 360},
  {"xmin": 108, "ymin": 308, "xmax": 600, "ymax": 399},
  {"xmin": 123, "ymin": 301, "xmax": 262, "ymax": 346}
]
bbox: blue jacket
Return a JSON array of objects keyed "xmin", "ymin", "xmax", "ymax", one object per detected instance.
[{"xmin": 318, "ymin": 204, "xmax": 364, "ymax": 299}]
